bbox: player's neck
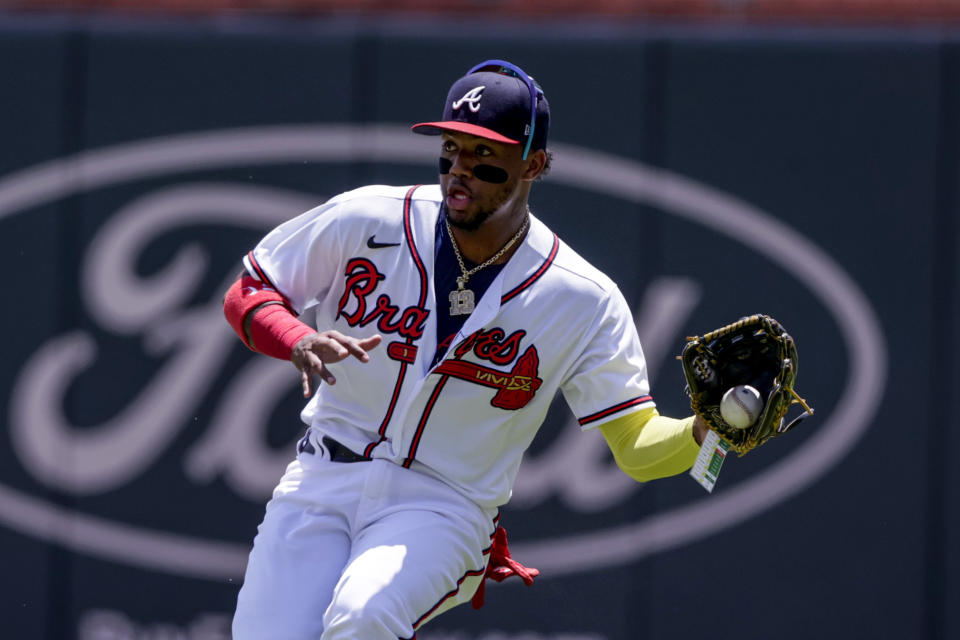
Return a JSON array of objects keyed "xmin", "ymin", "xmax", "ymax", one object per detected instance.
[{"xmin": 451, "ymin": 201, "xmax": 530, "ymax": 266}]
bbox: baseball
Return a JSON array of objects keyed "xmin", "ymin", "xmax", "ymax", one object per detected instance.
[{"xmin": 720, "ymin": 385, "xmax": 763, "ymax": 429}]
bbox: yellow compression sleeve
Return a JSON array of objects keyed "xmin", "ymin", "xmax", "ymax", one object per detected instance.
[{"xmin": 598, "ymin": 408, "xmax": 701, "ymax": 482}]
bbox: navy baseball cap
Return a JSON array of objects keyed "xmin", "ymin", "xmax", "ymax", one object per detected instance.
[{"xmin": 412, "ymin": 60, "xmax": 550, "ymax": 159}]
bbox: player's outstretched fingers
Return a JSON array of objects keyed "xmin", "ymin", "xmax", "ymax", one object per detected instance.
[
  {"xmin": 293, "ymin": 334, "xmax": 335, "ymax": 397},
  {"xmin": 352, "ymin": 333, "xmax": 383, "ymax": 361},
  {"xmin": 323, "ymin": 330, "xmax": 383, "ymax": 363},
  {"xmin": 295, "ymin": 347, "xmax": 334, "ymax": 397},
  {"xmin": 292, "ymin": 331, "xmax": 383, "ymax": 397}
]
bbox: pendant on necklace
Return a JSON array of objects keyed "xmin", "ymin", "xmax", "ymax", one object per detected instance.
[{"xmin": 449, "ymin": 278, "xmax": 475, "ymax": 316}]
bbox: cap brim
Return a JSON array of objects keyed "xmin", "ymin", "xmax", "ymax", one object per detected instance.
[{"xmin": 410, "ymin": 121, "xmax": 520, "ymax": 144}]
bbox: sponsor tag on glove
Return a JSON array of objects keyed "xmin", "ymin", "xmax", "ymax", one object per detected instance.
[{"xmin": 689, "ymin": 429, "xmax": 731, "ymax": 493}]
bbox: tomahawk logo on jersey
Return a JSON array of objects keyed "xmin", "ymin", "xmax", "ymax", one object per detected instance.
[{"xmin": 434, "ymin": 331, "xmax": 542, "ymax": 410}]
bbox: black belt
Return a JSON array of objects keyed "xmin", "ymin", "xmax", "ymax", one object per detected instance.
[{"xmin": 321, "ymin": 436, "xmax": 372, "ymax": 463}]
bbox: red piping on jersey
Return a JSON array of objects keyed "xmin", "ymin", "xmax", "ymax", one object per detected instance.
[
  {"xmin": 578, "ymin": 395, "xmax": 654, "ymax": 426},
  {"xmin": 500, "ymin": 232, "xmax": 559, "ymax": 305},
  {"xmin": 364, "ymin": 359, "xmax": 409, "ymax": 457},
  {"xmin": 246, "ymin": 251, "xmax": 279, "ymax": 290},
  {"xmin": 364, "ymin": 186, "xmax": 425, "ymax": 457},
  {"xmin": 402, "ymin": 375, "xmax": 449, "ymax": 468},
  {"xmin": 403, "ymin": 185, "xmax": 429, "ymax": 308}
]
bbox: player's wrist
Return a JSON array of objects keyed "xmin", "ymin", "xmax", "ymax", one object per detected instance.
[
  {"xmin": 224, "ymin": 274, "xmax": 317, "ymax": 360},
  {"xmin": 692, "ymin": 415, "xmax": 709, "ymax": 446},
  {"xmin": 249, "ymin": 304, "xmax": 317, "ymax": 361}
]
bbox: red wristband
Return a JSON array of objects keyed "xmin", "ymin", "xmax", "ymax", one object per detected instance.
[
  {"xmin": 248, "ymin": 303, "xmax": 317, "ymax": 361},
  {"xmin": 223, "ymin": 275, "xmax": 316, "ymax": 360}
]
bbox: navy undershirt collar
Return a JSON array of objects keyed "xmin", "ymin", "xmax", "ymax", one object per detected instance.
[{"xmin": 432, "ymin": 208, "xmax": 505, "ymax": 366}]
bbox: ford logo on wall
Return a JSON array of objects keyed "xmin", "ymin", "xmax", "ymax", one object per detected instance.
[{"xmin": 0, "ymin": 124, "xmax": 885, "ymax": 581}]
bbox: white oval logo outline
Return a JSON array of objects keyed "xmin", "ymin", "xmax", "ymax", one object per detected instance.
[{"xmin": 0, "ymin": 124, "xmax": 886, "ymax": 579}]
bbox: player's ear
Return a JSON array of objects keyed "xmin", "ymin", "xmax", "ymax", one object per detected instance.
[{"xmin": 521, "ymin": 149, "xmax": 547, "ymax": 182}]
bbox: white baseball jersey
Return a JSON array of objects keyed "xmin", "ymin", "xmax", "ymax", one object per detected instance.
[{"xmin": 244, "ymin": 183, "xmax": 654, "ymax": 509}]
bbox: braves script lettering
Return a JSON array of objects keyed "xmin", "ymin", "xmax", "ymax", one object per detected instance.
[
  {"xmin": 454, "ymin": 327, "xmax": 526, "ymax": 365},
  {"xmin": 336, "ymin": 258, "xmax": 429, "ymax": 340},
  {"xmin": 336, "ymin": 258, "xmax": 385, "ymax": 321}
]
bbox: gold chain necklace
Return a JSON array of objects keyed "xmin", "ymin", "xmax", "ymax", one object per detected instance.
[{"xmin": 446, "ymin": 213, "xmax": 529, "ymax": 316}]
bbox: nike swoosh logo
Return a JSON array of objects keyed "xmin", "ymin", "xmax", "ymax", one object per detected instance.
[{"xmin": 367, "ymin": 235, "xmax": 402, "ymax": 249}]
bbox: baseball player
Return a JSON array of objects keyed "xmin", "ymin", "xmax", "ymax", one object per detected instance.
[{"xmin": 224, "ymin": 59, "xmax": 708, "ymax": 639}]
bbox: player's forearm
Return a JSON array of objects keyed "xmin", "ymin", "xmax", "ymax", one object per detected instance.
[
  {"xmin": 598, "ymin": 409, "xmax": 701, "ymax": 482},
  {"xmin": 224, "ymin": 275, "xmax": 317, "ymax": 360}
]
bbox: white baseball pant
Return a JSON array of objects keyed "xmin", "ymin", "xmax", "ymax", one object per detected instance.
[{"xmin": 232, "ymin": 444, "xmax": 497, "ymax": 639}]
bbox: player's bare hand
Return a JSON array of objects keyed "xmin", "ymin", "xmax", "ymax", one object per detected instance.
[
  {"xmin": 692, "ymin": 415, "xmax": 709, "ymax": 446},
  {"xmin": 291, "ymin": 330, "xmax": 383, "ymax": 397}
]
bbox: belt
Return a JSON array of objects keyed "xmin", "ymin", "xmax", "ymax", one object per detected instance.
[{"xmin": 321, "ymin": 436, "xmax": 372, "ymax": 463}]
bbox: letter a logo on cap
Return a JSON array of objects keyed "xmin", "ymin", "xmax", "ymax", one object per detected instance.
[{"xmin": 452, "ymin": 86, "xmax": 485, "ymax": 113}]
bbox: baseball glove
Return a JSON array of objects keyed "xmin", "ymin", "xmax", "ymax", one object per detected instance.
[{"xmin": 680, "ymin": 314, "xmax": 813, "ymax": 455}]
